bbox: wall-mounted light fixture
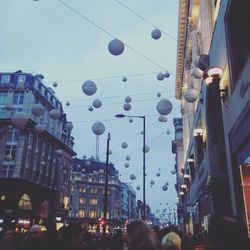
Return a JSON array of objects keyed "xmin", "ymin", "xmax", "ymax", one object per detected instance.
[
  {"xmin": 181, "ymin": 184, "xmax": 187, "ymax": 189},
  {"xmin": 193, "ymin": 128, "xmax": 203, "ymax": 137},
  {"xmin": 184, "ymin": 174, "xmax": 190, "ymax": 179},
  {"xmin": 187, "ymin": 158, "xmax": 194, "ymax": 163},
  {"xmin": 207, "ymin": 67, "xmax": 223, "ymax": 78},
  {"xmin": 180, "ymin": 191, "xmax": 185, "ymax": 196}
]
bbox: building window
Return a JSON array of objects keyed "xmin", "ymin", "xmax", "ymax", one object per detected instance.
[
  {"xmin": 7, "ymin": 129, "xmax": 19, "ymax": 141},
  {"xmin": 79, "ymin": 187, "xmax": 86, "ymax": 193},
  {"xmin": 5, "ymin": 145, "xmax": 16, "ymax": 160},
  {"xmin": 79, "ymin": 197, "xmax": 86, "ymax": 204},
  {"xmin": 2, "ymin": 165, "xmax": 14, "ymax": 178},
  {"xmin": 89, "ymin": 210, "xmax": 97, "ymax": 218},
  {"xmin": 1, "ymin": 74, "xmax": 11, "ymax": 85},
  {"xmin": 18, "ymin": 75, "xmax": 26, "ymax": 85},
  {"xmin": 0, "ymin": 92, "xmax": 8, "ymax": 104},
  {"xmin": 90, "ymin": 198, "xmax": 98, "ymax": 205},
  {"xmin": 226, "ymin": 1, "xmax": 250, "ymax": 89},
  {"xmin": 78, "ymin": 209, "xmax": 85, "ymax": 218},
  {"xmin": 13, "ymin": 93, "xmax": 24, "ymax": 105},
  {"xmin": 90, "ymin": 188, "xmax": 98, "ymax": 194}
]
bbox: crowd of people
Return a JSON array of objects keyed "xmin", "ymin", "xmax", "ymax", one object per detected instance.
[{"xmin": 0, "ymin": 216, "xmax": 249, "ymax": 250}]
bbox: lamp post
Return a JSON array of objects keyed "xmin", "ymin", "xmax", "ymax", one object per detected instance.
[
  {"xmin": 115, "ymin": 113, "xmax": 146, "ymax": 220},
  {"xmin": 103, "ymin": 132, "xmax": 111, "ymax": 236}
]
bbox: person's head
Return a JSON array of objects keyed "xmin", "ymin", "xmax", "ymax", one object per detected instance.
[
  {"xmin": 208, "ymin": 215, "xmax": 248, "ymax": 250},
  {"xmin": 126, "ymin": 219, "xmax": 161, "ymax": 250},
  {"xmin": 161, "ymin": 232, "xmax": 181, "ymax": 250},
  {"xmin": 28, "ymin": 225, "xmax": 43, "ymax": 238}
]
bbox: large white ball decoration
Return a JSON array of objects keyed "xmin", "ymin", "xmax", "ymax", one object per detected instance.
[
  {"xmin": 125, "ymin": 96, "xmax": 132, "ymax": 103},
  {"xmin": 92, "ymin": 99, "xmax": 102, "ymax": 108},
  {"xmin": 82, "ymin": 80, "xmax": 97, "ymax": 96},
  {"xmin": 129, "ymin": 118, "xmax": 133, "ymax": 123},
  {"xmin": 99, "ymin": 169, "xmax": 104, "ymax": 175},
  {"xmin": 157, "ymin": 73, "xmax": 165, "ymax": 81},
  {"xmin": 191, "ymin": 66, "xmax": 203, "ymax": 79},
  {"xmin": 162, "ymin": 185, "xmax": 168, "ymax": 191},
  {"xmin": 5, "ymin": 154, "xmax": 12, "ymax": 161},
  {"xmin": 123, "ymin": 103, "xmax": 131, "ymax": 111},
  {"xmin": 164, "ymin": 71, "xmax": 170, "ymax": 78},
  {"xmin": 151, "ymin": 28, "xmax": 161, "ymax": 39},
  {"xmin": 122, "ymin": 76, "xmax": 127, "ymax": 82},
  {"xmin": 143, "ymin": 145, "xmax": 150, "ymax": 153},
  {"xmin": 108, "ymin": 39, "xmax": 125, "ymax": 56},
  {"xmin": 167, "ymin": 129, "xmax": 171, "ymax": 135},
  {"xmin": 136, "ymin": 186, "xmax": 140, "ymax": 191},
  {"xmin": 126, "ymin": 155, "xmax": 131, "ymax": 161},
  {"xmin": 150, "ymin": 180, "xmax": 155, "ymax": 185},
  {"xmin": 88, "ymin": 106, "xmax": 94, "ymax": 112},
  {"xmin": 66, "ymin": 102, "xmax": 70, "ymax": 107},
  {"xmin": 130, "ymin": 174, "xmax": 136, "ymax": 180},
  {"xmin": 124, "ymin": 163, "xmax": 129, "ymax": 168},
  {"xmin": 121, "ymin": 142, "xmax": 128, "ymax": 149},
  {"xmin": 35, "ymin": 124, "xmax": 46, "ymax": 133},
  {"xmin": 92, "ymin": 121, "xmax": 105, "ymax": 135},
  {"xmin": 86, "ymin": 161, "xmax": 91, "ymax": 166},
  {"xmin": 11, "ymin": 112, "xmax": 28, "ymax": 129},
  {"xmin": 156, "ymin": 172, "xmax": 161, "ymax": 177},
  {"xmin": 183, "ymin": 88, "xmax": 199, "ymax": 103},
  {"xmin": 157, "ymin": 99, "xmax": 173, "ymax": 115},
  {"xmin": 53, "ymin": 82, "xmax": 58, "ymax": 87},
  {"xmin": 49, "ymin": 109, "xmax": 61, "ymax": 120},
  {"xmin": 157, "ymin": 92, "xmax": 161, "ymax": 97},
  {"xmin": 31, "ymin": 104, "xmax": 44, "ymax": 117},
  {"xmin": 56, "ymin": 149, "xmax": 63, "ymax": 155}
]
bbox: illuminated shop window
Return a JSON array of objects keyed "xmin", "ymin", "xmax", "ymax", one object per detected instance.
[
  {"xmin": 78, "ymin": 209, "xmax": 85, "ymax": 218},
  {"xmin": 18, "ymin": 194, "xmax": 32, "ymax": 210},
  {"xmin": 89, "ymin": 210, "xmax": 97, "ymax": 218},
  {"xmin": 90, "ymin": 198, "xmax": 98, "ymax": 205},
  {"xmin": 79, "ymin": 187, "xmax": 86, "ymax": 193},
  {"xmin": 79, "ymin": 197, "xmax": 86, "ymax": 204}
]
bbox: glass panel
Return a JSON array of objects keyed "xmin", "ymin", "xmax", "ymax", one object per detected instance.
[{"xmin": 1, "ymin": 74, "xmax": 11, "ymax": 85}]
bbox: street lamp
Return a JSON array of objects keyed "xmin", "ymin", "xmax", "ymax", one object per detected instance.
[{"xmin": 115, "ymin": 113, "xmax": 146, "ymax": 220}]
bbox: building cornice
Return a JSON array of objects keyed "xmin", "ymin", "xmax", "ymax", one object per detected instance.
[{"xmin": 176, "ymin": 0, "xmax": 189, "ymax": 99}]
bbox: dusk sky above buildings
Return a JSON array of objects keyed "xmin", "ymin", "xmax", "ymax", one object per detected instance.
[{"xmin": 0, "ymin": 0, "xmax": 179, "ymax": 215}]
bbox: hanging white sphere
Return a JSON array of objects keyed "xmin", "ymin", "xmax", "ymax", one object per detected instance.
[
  {"xmin": 121, "ymin": 142, "xmax": 128, "ymax": 149},
  {"xmin": 49, "ymin": 109, "xmax": 61, "ymax": 120},
  {"xmin": 162, "ymin": 185, "xmax": 168, "ymax": 191},
  {"xmin": 92, "ymin": 99, "xmax": 102, "ymax": 108},
  {"xmin": 5, "ymin": 104, "xmax": 13, "ymax": 111},
  {"xmin": 53, "ymin": 82, "xmax": 58, "ymax": 87},
  {"xmin": 191, "ymin": 66, "xmax": 203, "ymax": 79},
  {"xmin": 157, "ymin": 92, "xmax": 161, "ymax": 97},
  {"xmin": 164, "ymin": 71, "xmax": 170, "ymax": 78},
  {"xmin": 35, "ymin": 124, "xmax": 46, "ymax": 133},
  {"xmin": 151, "ymin": 28, "xmax": 161, "ymax": 40},
  {"xmin": 125, "ymin": 96, "xmax": 132, "ymax": 103},
  {"xmin": 183, "ymin": 88, "xmax": 199, "ymax": 103},
  {"xmin": 56, "ymin": 149, "xmax": 63, "ymax": 155},
  {"xmin": 99, "ymin": 169, "xmax": 104, "ymax": 175},
  {"xmin": 108, "ymin": 39, "xmax": 125, "ymax": 56},
  {"xmin": 129, "ymin": 118, "xmax": 133, "ymax": 123},
  {"xmin": 82, "ymin": 80, "xmax": 97, "ymax": 96},
  {"xmin": 11, "ymin": 112, "xmax": 28, "ymax": 129},
  {"xmin": 171, "ymin": 170, "xmax": 176, "ymax": 174},
  {"xmin": 66, "ymin": 101, "xmax": 70, "ymax": 106},
  {"xmin": 143, "ymin": 145, "xmax": 150, "ymax": 153},
  {"xmin": 122, "ymin": 76, "xmax": 127, "ymax": 82},
  {"xmin": 5, "ymin": 154, "xmax": 12, "ymax": 161},
  {"xmin": 150, "ymin": 180, "xmax": 155, "ymax": 185},
  {"xmin": 157, "ymin": 73, "xmax": 165, "ymax": 81},
  {"xmin": 126, "ymin": 155, "xmax": 131, "ymax": 161},
  {"xmin": 86, "ymin": 161, "xmax": 91, "ymax": 166},
  {"xmin": 123, "ymin": 103, "xmax": 131, "ymax": 111},
  {"xmin": 124, "ymin": 163, "xmax": 129, "ymax": 168},
  {"xmin": 88, "ymin": 106, "xmax": 94, "ymax": 112},
  {"xmin": 130, "ymin": 174, "xmax": 136, "ymax": 180},
  {"xmin": 92, "ymin": 121, "xmax": 105, "ymax": 135},
  {"xmin": 109, "ymin": 150, "xmax": 112, "ymax": 155},
  {"xmin": 156, "ymin": 172, "xmax": 161, "ymax": 177},
  {"xmin": 136, "ymin": 186, "xmax": 140, "ymax": 191},
  {"xmin": 31, "ymin": 104, "xmax": 45, "ymax": 117},
  {"xmin": 167, "ymin": 129, "xmax": 171, "ymax": 135},
  {"xmin": 157, "ymin": 99, "xmax": 173, "ymax": 115}
]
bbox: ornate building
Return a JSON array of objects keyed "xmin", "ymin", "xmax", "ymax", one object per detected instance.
[
  {"xmin": 70, "ymin": 157, "xmax": 121, "ymax": 233},
  {"xmin": 0, "ymin": 71, "xmax": 76, "ymax": 231}
]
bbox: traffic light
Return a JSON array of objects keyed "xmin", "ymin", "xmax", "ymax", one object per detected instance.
[{"xmin": 99, "ymin": 218, "xmax": 106, "ymax": 226}]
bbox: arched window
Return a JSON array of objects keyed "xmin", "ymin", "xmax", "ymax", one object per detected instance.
[{"xmin": 18, "ymin": 193, "xmax": 32, "ymax": 210}]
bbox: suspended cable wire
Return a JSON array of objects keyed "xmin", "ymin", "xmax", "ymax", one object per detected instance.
[
  {"xmin": 114, "ymin": 0, "xmax": 177, "ymax": 41},
  {"xmin": 57, "ymin": 0, "xmax": 168, "ymax": 71}
]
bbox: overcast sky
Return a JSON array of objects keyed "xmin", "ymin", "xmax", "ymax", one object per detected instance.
[{"xmin": 0, "ymin": 0, "xmax": 179, "ymax": 218}]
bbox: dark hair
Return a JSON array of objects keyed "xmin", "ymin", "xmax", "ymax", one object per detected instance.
[{"xmin": 127, "ymin": 219, "xmax": 162, "ymax": 250}]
